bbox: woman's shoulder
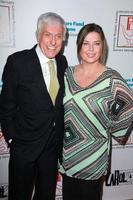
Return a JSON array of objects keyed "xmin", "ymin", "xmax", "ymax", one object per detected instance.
[
  {"xmin": 105, "ymin": 67, "xmax": 123, "ymax": 78},
  {"xmin": 106, "ymin": 67, "xmax": 128, "ymax": 87}
]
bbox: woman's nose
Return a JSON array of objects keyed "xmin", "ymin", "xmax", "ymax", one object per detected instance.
[{"xmin": 89, "ymin": 44, "xmax": 94, "ymax": 51}]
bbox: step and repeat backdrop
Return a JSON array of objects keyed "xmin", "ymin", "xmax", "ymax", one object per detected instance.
[{"xmin": 0, "ymin": 0, "xmax": 133, "ymax": 199}]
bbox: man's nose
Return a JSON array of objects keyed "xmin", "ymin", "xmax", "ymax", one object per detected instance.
[{"xmin": 51, "ymin": 35, "xmax": 56, "ymax": 45}]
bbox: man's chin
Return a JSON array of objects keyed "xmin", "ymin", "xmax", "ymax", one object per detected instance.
[{"xmin": 46, "ymin": 53, "xmax": 57, "ymax": 59}]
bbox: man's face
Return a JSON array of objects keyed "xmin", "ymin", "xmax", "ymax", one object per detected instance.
[{"xmin": 38, "ymin": 23, "xmax": 64, "ymax": 59}]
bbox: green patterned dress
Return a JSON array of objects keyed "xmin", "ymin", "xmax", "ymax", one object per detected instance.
[{"xmin": 59, "ymin": 67, "xmax": 133, "ymax": 180}]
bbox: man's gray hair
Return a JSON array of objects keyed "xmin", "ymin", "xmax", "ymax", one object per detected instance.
[{"xmin": 36, "ymin": 12, "xmax": 67, "ymax": 41}]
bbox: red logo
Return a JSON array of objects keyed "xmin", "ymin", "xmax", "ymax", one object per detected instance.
[{"xmin": 0, "ymin": 131, "xmax": 9, "ymax": 155}]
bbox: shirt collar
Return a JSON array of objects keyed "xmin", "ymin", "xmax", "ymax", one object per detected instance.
[{"xmin": 36, "ymin": 45, "xmax": 55, "ymax": 64}]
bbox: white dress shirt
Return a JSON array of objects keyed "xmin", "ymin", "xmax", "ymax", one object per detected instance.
[{"xmin": 35, "ymin": 45, "xmax": 57, "ymax": 91}]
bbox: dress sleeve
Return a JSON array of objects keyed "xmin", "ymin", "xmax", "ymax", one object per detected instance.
[{"xmin": 109, "ymin": 70, "xmax": 133, "ymax": 144}]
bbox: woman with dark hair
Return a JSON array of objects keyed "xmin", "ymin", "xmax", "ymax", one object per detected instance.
[{"xmin": 59, "ymin": 23, "xmax": 133, "ymax": 200}]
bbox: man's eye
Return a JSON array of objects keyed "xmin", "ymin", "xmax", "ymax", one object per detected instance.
[
  {"xmin": 44, "ymin": 33, "xmax": 50, "ymax": 37},
  {"xmin": 56, "ymin": 35, "xmax": 63, "ymax": 39}
]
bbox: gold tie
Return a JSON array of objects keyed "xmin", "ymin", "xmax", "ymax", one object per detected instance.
[{"xmin": 48, "ymin": 60, "xmax": 59, "ymax": 105}]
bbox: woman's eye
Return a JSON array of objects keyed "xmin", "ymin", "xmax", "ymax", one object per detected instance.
[
  {"xmin": 83, "ymin": 42, "xmax": 89, "ymax": 46},
  {"xmin": 95, "ymin": 42, "xmax": 100, "ymax": 45}
]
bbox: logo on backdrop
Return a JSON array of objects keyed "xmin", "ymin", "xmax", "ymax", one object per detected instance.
[
  {"xmin": 105, "ymin": 169, "xmax": 133, "ymax": 186},
  {"xmin": 65, "ymin": 21, "xmax": 84, "ymax": 36},
  {"xmin": 0, "ymin": 184, "xmax": 8, "ymax": 199},
  {"xmin": 126, "ymin": 77, "xmax": 133, "ymax": 88},
  {"xmin": 113, "ymin": 10, "xmax": 133, "ymax": 52},
  {"xmin": 56, "ymin": 173, "xmax": 62, "ymax": 200},
  {"xmin": 0, "ymin": 131, "xmax": 9, "ymax": 155},
  {"xmin": 0, "ymin": 82, "xmax": 9, "ymax": 156}
]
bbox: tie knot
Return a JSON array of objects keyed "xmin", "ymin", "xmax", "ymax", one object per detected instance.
[{"xmin": 48, "ymin": 60, "xmax": 54, "ymax": 67}]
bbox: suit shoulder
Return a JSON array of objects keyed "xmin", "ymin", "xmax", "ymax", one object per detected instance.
[
  {"xmin": 56, "ymin": 53, "xmax": 68, "ymax": 67},
  {"xmin": 8, "ymin": 46, "xmax": 36, "ymax": 60}
]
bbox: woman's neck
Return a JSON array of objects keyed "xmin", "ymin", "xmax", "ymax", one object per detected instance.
[{"xmin": 77, "ymin": 62, "xmax": 105, "ymax": 76}]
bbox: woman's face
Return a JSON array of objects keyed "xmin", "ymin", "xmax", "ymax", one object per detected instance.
[{"xmin": 80, "ymin": 31, "xmax": 103, "ymax": 64}]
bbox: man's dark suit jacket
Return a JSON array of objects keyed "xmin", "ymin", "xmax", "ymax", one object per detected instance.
[{"xmin": 0, "ymin": 45, "xmax": 68, "ymax": 160}]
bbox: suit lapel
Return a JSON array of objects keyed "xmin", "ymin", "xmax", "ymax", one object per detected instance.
[{"xmin": 30, "ymin": 46, "xmax": 48, "ymax": 91}]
